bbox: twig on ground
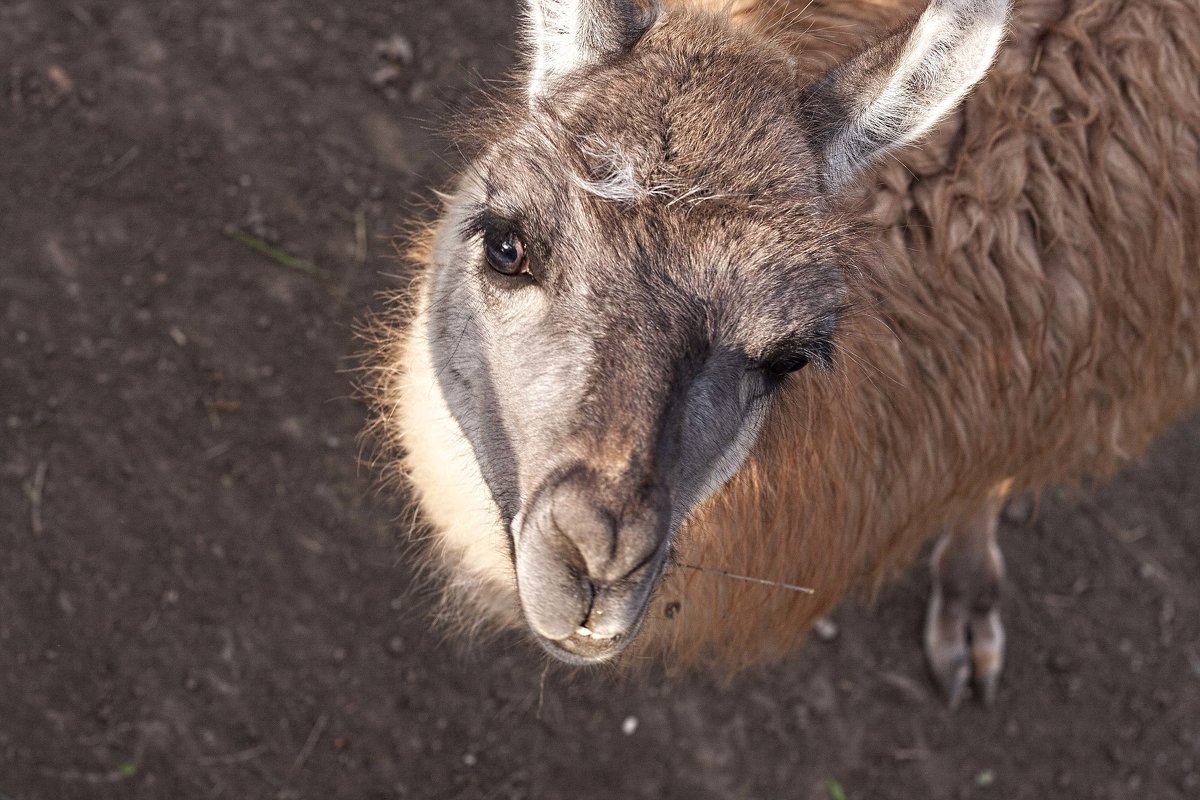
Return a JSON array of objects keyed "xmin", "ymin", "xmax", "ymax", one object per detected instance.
[
  {"xmin": 25, "ymin": 461, "xmax": 47, "ymax": 535},
  {"xmin": 355, "ymin": 207, "xmax": 367, "ymax": 265},
  {"xmin": 278, "ymin": 713, "xmax": 328, "ymax": 796},
  {"xmin": 334, "ymin": 206, "xmax": 369, "ymax": 265},
  {"xmin": 198, "ymin": 744, "xmax": 269, "ymax": 766},
  {"xmin": 10, "ymin": 63, "xmax": 22, "ymax": 110},
  {"xmin": 82, "ymin": 145, "xmax": 141, "ymax": 188},
  {"xmin": 37, "ymin": 766, "xmax": 135, "ymax": 784},
  {"xmin": 68, "ymin": 3, "xmax": 95, "ymax": 25},
  {"xmin": 39, "ymin": 738, "xmax": 145, "ymax": 785},
  {"xmin": 537, "ymin": 659, "xmax": 550, "ymax": 721}
]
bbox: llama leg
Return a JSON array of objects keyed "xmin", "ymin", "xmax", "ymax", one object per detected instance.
[{"xmin": 924, "ymin": 494, "xmax": 1007, "ymax": 708}]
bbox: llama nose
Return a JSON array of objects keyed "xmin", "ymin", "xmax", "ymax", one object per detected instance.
[
  {"xmin": 545, "ymin": 475, "xmax": 658, "ymax": 585},
  {"xmin": 549, "ymin": 487, "xmax": 620, "ymax": 582}
]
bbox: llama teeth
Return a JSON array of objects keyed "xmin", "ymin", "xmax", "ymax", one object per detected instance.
[{"xmin": 576, "ymin": 626, "xmax": 617, "ymax": 640}]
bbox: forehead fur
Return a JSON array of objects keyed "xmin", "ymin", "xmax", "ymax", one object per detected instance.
[
  {"xmin": 455, "ymin": 9, "xmax": 859, "ymax": 345},
  {"xmin": 545, "ymin": 12, "xmax": 822, "ymax": 207},
  {"xmin": 460, "ymin": 11, "xmax": 826, "ymax": 204}
]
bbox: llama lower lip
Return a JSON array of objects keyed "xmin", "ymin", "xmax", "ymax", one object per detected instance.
[
  {"xmin": 532, "ymin": 565, "xmax": 664, "ymax": 664},
  {"xmin": 535, "ymin": 627, "xmax": 633, "ymax": 664}
]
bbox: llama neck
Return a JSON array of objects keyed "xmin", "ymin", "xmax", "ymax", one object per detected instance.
[{"xmin": 642, "ymin": 1, "xmax": 1000, "ymax": 669}]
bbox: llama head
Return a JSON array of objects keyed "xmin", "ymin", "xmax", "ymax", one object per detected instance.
[{"xmin": 420, "ymin": 0, "xmax": 1009, "ymax": 663}]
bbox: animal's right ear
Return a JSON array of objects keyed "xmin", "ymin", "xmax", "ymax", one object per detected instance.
[
  {"xmin": 803, "ymin": 0, "xmax": 1010, "ymax": 189},
  {"xmin": 523, "ymin": 0, "xmax": 660, "ymax": 98}
]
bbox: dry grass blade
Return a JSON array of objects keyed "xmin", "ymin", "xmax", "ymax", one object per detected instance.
[
  {"xmin": 678, "ymin": 563, "xmax": 814, "ymax": 594},
  {"xmin": 224, "ymin": 227, "xmax": 328, "ymax": 280},
  {"xmin": 277, "ymin": 713, "xmax": 328, "ymax": 798}
]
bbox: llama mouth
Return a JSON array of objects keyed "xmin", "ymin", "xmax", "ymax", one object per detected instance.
[
  {"xmin": 518, "ymin": 551, "xmax": 667, "ymax": 665},
  {"xmin": 512, "ymin": 466, "xmax": 672, "ymax": 664},
  {"xmin": 534, "ymin": 629, "xmax": 632, "ymax": 665},
  {"xmin": 529, "ymin": 590, "xmax": 654, "ymax": 665}
]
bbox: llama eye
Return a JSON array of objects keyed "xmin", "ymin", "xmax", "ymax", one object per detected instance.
[
  {"xmin": 483, "ymin": 229, "xmax": 528, "ymax": 276},
  {"xmin": 762, "ymin": 352, "xmax": 811, "ymax": 379}
]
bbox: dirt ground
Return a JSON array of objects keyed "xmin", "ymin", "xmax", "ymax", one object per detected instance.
[{"xmin": 2, "ymin": 2, "xmax": 1199, "ymax": 798}]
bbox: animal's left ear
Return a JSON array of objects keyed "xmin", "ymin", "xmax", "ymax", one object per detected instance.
[
  {"xmin": 523, "ymin": 0, "xmax": 660, "ymax": 98},
  {"xmin": 804, "ymin": 0, "xmax": 1011, "ymax": 188}
]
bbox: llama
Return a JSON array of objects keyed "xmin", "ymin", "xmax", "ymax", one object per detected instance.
[{"xmin": 368, "ymin": 0, "xmax": 1200, "ymax": 705}]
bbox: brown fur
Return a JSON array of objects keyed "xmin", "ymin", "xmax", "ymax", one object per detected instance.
[{"xmin": 368, "ymin": 0, "xmax": 1200, "ymax": 670}]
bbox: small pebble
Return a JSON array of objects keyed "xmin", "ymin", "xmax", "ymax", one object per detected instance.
[
  {"xmin": 371, "ymin": 64, "xmax": 402, "ymax": 88},
  {"xmin": 462, "ymin": 752, "xmax": 477, "ymax": 766},
  {"xmin": 376, "ymin": 34, "xmax": 414, "ymax": 65},
  {"xmin": 813, "ymin": 616, "xmax": 838, "ymax": 641},
  {"xmin": 621, "ymin": 716, "xmax": 638, "ymax": 736}
]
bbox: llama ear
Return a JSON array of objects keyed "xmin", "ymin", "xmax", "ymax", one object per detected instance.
[
  {"xmin": 523, "ymin": 0, "xmax": 659, "ymax": 97},
  {"xmin": 804, "ymin": 0, "xmax": 1010, "ymax": 188}
]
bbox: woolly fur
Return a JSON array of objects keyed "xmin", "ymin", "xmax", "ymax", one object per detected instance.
[{"xmin": 367, "ymin": 0, "xmax": 1200, "ymax": 671}]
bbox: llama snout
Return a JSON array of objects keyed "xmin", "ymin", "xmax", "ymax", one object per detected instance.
[{"xmin": 513, "ymin": 465, "xmax": 668, "ymax": 664}]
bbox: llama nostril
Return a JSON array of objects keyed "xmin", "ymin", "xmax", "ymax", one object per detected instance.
[
  {"xmin": 548, "ymin": 487, "xmax": 619, "ymax": 579},
  {"xmin": 539, "ymin": 467, "xmax": 667, "ymax": 586}
]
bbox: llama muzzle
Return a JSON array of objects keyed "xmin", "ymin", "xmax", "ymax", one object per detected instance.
[{"xmin": 513, "ymin": 464, "xmax": 668, "ymax": 664}]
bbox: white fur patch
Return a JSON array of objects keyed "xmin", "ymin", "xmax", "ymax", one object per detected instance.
[
  {"xmin": 571, "ymin": 137, "xmax": 721, "ymax": 205},
  {"xmin": 526, "ymin": 0, "xmax": 589, "ymax": 98},
  {"xmin": 398, "ymin": 296, "xmax": 517, "ymax": 620},
  {"xmin": 572, "ymin": 137, "xmax": 658, "ymax": 202},
  {"xmin": 573, "ymin": 163, "xmax": 646, "ymax": 202}
]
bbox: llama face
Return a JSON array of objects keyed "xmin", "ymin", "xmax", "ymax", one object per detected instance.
[
  {"xmin": 425, "ymin": 28, "xmax": 851, "ymax": 662},
  {"xmin": 418, "ymin": 0, "xmax": 1009, "ymax": 662}
]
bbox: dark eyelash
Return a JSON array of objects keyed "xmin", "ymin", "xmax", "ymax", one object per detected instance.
[
  {"xmin": 458, "ymin": 209, "xmax": 490, "ymax": 240},
  {"xmin": 758, "ymin": 321, "xmax": 838, "ymax": 377},
  {"xmin": 460, "ymin": 209, "xmax": 523, "ymax": 242}
]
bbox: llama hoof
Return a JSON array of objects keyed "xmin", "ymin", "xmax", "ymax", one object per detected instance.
[
  {"xmin": 924, "ymin": 587, "xmax": 1005, "ymax": 708},
  {"xmin": 924, "ymin": 586, "xmax": 970, "ymax": 708},
  {"xmin": 969, "ymin": 608, "xmax": 1005, "ymax": 705}
]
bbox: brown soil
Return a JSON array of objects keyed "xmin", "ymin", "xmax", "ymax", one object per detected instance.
[{"xmin": 2, "ymin": 2, "xmax": 1198, "ymax": 798}]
